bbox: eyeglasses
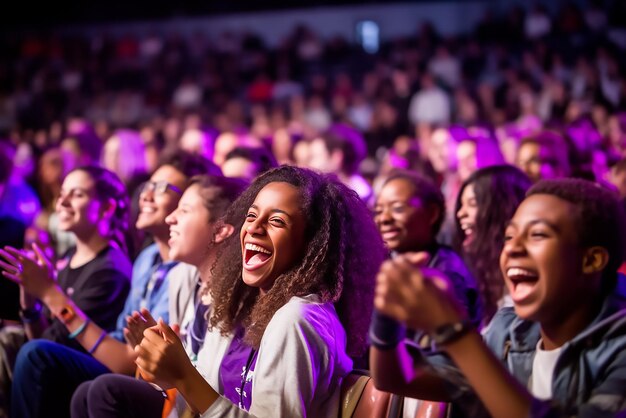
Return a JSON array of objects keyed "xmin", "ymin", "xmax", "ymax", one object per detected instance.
[{"xmin": 141, "ymin": 181, "xmax": 183, "ymax": 196}]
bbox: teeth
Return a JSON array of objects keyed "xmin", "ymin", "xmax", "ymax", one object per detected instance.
[
  {"xmin": 507, "ymin": 268, "xmax": 536, "ymax": 278},
  {"xmin": 141, "ymin": 207, "xmax": 156, "ymax": 213},
  {"xmin": 245, "ymin": 243, "xmax": 271, "ymax": 254}
]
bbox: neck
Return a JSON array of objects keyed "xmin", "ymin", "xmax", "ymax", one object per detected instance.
[
  {"xmin": 73, "ymin": 233, "xmax": 110, "ymax": 262},
  {"xmin": 540, "ymin": 295, "xmax": 602, "ymax": 350},
  {"xmin": 153, "ymin": 235, "xmax": 172, "ymax": 262},
  {"xmin": 197, "ymin": 252, "xmax": 217, "ymax": 285}
]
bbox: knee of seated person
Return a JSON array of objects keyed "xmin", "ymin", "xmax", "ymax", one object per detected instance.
[
  {"xmin": 88, "ymin": 374, "xmax": 122, "ymax": 397},
  {"xmin": 15, "ymin": 340, "xmax": 62, "ymax": 371}
]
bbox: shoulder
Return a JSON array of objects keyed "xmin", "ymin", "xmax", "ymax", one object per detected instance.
[
  {"xmin": 263, "ymin": 295, "xmax": 346, "ymax": 354},
  {"xmin": 96, "ymin": 246, "xmax": 132, "ymax": 274}
]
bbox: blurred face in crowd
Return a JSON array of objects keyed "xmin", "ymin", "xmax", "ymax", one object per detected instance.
[
  {"xmin": 456, "ymin": 140, "xmax": 478, "ymax": 182},
  {"xmin": 428, "ymin": 128, "xmax": 457, "ymax": 174},
  {"xmin": 457, "ymin": 183, "xmax": 478, "ymax": 249},
  {"xmin": 516, "ymin": 141, "xmax": 560, "ymax": 183},
  {"xmin": 308, "ymin": 138, "xmax": 341, "ymax": 174},
  {"xmin": 374, "ymin": 178, "xmax": 436, "ymax": 253},
  {"xmin": 136, "ymin": 165, "xmax": 186, "ymax": 237}
]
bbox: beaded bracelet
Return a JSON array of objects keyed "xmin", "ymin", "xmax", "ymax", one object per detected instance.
[
  {"xmin": 88, "ymin": 330, "xmax": 107, "ymax": 354},
  {"xmin": 68, "ymin": 319, "xmax": 91, "ymax": 340}
]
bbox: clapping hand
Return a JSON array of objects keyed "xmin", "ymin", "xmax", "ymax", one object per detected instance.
[
  {"xmin": 0, "ymin": 243, "xmax": 58, "ymax": 301},
  {"xmin": 374, "ymin": 252, "xmax": 466, "ymax": 333},
  {"xmin": 135, "ymin": 319, "xmax": 188, "ymax": 390},
  {"xmin": 124, "ymin": 308, "xmax": 158, "ymax": 348}
]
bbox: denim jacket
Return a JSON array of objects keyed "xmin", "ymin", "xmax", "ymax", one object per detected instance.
[
  {"xmin": 109, "ymin": 244, "xmax": 178, "ymax": 341},
  {"xmin": 430, "ymin": 294, "xmax": 626, "ymax": 418}
]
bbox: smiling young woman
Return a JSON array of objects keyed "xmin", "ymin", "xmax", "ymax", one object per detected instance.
[{"xmin": 119, "ymin": 165, "xmax": 386, "ymax": 418}]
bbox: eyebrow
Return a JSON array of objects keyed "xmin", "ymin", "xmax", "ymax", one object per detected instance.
[
  {"xmin": 60, "ymin": 187, "xmax": 90, "ymax": 194},
  {"xmin": 249, "ymin": 204, "xmax": 292, "ymax": 218},
  {"xmin": 506, "ymin": 219, "xmax": 559, "ymax": 231}
]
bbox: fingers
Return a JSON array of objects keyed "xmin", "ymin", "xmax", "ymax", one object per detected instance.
[
  {"xmin": 31, "ymin": 243, "xmax": 52, "ymax": 268},
  {"xmin": 0, "ymin": 248, "xmax": 21, "ymax": 266},
  {"xmin": 171, "ymin": 324, "xmax": 181, "ymax": 337},
  {"xmin": 156, "ymin": 318, "xmax": 179, "ymax": 343},
  {"xmin": 1, "ymin": 270, "xmax": 22, "ymax": 284},
  {"xmin": 139, "ymin": 308, "xmax": 156, "ymax": 326}
]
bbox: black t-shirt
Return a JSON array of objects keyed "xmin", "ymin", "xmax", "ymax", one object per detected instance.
[
  {"xmin": 0, "ymin": 216, "xmax": 26, "ymax": 320},
  {"xmin": 42, "ymin": 245, "xmax": 132, "ymax": 352}
]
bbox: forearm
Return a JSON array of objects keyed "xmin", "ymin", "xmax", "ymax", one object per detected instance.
[
  {"xmin": 175, "ymin": 362, "xmax": 220, "ymax": 414},
  {"xmin": 42, "ymin": 287, "xmax": 137, "ymax": 374},
  {"xmin": 444, "ymin": 330, "xmax": 533, "ymax": 418},
  {"xmin": 371, "ymin": 344, "xmax": 450, "ymax": 401}
]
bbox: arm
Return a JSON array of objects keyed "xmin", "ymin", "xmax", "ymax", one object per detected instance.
[
  {"xmin": 375, "ymin": 255, "xmax": 554, "ymax": 418},
  {"xmin": 1, "ymin": 245, "xmax": 137, "ymax": 374}
]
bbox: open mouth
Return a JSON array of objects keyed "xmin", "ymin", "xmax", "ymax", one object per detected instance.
[
  {"xmin": 506, "ymin": 267, "xmax": 539, "ymax": 302},
  {"xmin": 243, "ymin": 243, "xmax": 273, "ymax": 270},
  {"xmin": 381, "ymin": 228, "xmax": 400, "ymax": 241}
]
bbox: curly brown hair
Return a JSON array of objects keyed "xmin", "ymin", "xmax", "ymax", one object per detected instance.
[{"xmin": 209, "ymin": 165, "xmax": 386, "ymax": 358}]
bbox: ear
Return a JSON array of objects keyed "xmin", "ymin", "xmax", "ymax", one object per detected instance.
[
  {"xmin": 214, "ymin": 223, "xmax": 235, "ymax": 244},
  {"xmin": 100, "ymin": 198, "xmax": 117, "ymax": 220},
  {"xmin": 582, "ymin": 246, "xmax": 609, "ymax": 275}
]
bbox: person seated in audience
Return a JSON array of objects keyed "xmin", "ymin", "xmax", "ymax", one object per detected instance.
[
  {"xmin": 221, "ymin": 146, "xmax": 278, "ymax": 182},
  {"xmin": 374, "ymin": 170, "xmax": 480, "ymax": 326},
  {"xmin": 90, "ymin": 166, "xmax": 385, "ymax": 418},
  {"xmin": 307, "ymin": 123, "xmax": 373, "ymax": 203},
  {"xmin": 370, "ymin": 178, "xmax": 626, "ymax": 418},
  {"xmin": 455, "ymin": 165, "xmax": 531, "ymax": 326},
  {"xmin": 6, "ymin": 151, "xmax": 218, "ymax": 418},
  {"xmin": 515, "ymin": 131, "xmax": 570, "ymax": 183},
  {"xmin": 0, "ymin": 166, "xmax": 132, "ymax": 418},
  {"xmin": 70, "ymin": 174, "xmax": 247, "ymax": 418}
]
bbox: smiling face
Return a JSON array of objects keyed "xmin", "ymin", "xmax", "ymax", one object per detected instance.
[
  {"xmin": 136, "ymin": 165, "xmax": 187, "ymax": 237},
  {"xmin": 240, "ymin": 182, "xmax": 307, "ymax": 294},
  {"xmin": 456, "ymin": 183, "xmax": 478, "ymax": 249},
  {"xmin": 500, "ymin": 194, "xmax": 588, "ymax": 324},
  {"xmin": 55, "ymin": 170, "xmax": 104, "ymax": 237},
  {"xmin": 374, "ymin": 178, "xmax": 436, "ymax": 252},
  {"xmin": 165, "ymin": 184, "xmax": 214, "ymax": 267}
]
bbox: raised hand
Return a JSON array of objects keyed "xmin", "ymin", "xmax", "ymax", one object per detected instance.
[
  {"xmin": 0, "ymin": 243, "xmax": 58, "ymax": 300},
  {"xmin": 374, "ymin": 253, "xmax": 466, "ymax": 332},
  {"xmin": 135, "ymin": 319, "xmax": 193, "ymax": 390},
  {"xmin": 124, "ymin": 308, "xmax": 158, "ymax": 348}
]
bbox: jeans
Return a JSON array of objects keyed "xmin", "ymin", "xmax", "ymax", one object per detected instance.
[
  {"xmin": 70, "ymin": 375, "xmax": 164, "ymax": 418},
  {"xmin": 11, "ymin": 340, "xmax": 110, "ymax": 418}
]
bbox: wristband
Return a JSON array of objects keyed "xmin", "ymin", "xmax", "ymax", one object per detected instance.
[
  {"xmin": 68, "ymin": 319, "xmax": 90, "ymax": 339},
  {"xmin": 368, "ymin": 310, "xmax": 406, "ymax": 350},
  {"xmin": 59, "ymin": 304, "xmax": 77, "ymax": 324},
  {"xmin": 88, "ymin": 330, "xmax": 107, "ymax": 354},
  {"xmin": 431, "ymin": 319, "xmax": 473, "ymax": 347}
]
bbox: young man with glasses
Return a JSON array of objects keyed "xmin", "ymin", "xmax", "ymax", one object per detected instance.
[{"xmin": 10, "ymin": 151, "xmax": 221, "ymax": 418}]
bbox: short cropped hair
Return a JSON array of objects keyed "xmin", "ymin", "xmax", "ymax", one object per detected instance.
[
  {"xmin": 158, "ymin": 149, "xmax": 222, "ymax": 179},
  {"xmin": 382, "ymin": 170, "xmax": 446, "ymax": 236},
  {"xmin": 527, "ymin": 178, "xmax": 626, "ymax": 295}
]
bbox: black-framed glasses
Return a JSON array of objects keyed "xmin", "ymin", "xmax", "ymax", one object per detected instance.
[{"xmin": 141, "ymin": 181, "xmax": 183, "ymax": 196}]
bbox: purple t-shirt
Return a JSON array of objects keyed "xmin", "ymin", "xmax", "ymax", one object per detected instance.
[{"xmin": 219, "ymin": 328, "xmax": 258, "ymax": 411}]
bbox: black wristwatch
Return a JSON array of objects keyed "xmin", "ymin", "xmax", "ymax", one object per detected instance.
[{"xmin": 432, "ymin": 319, "xmax": 473, "ymax": 346}]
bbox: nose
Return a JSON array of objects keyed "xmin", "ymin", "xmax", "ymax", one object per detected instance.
[
  {"xmin": 456, "ymin": 204, "xmax": 466, "ymax": 220},
  {"xmin": 245, "ymin": 217, "xmax": 266, "ymax": 236},
  {"xmin": 377, "ymin": 206, "xmax": 393, "ymax": 224},
  {"xmin": 57, "ymin": 192, "xmax": 71, "ymax": 208},
  {"xmin": 165, "ymin": 210, "xmax": 177, "ymax": 225},
  {"xmin": 502, "ymin": 233, "xmax": 526, "ymax": 258}
]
